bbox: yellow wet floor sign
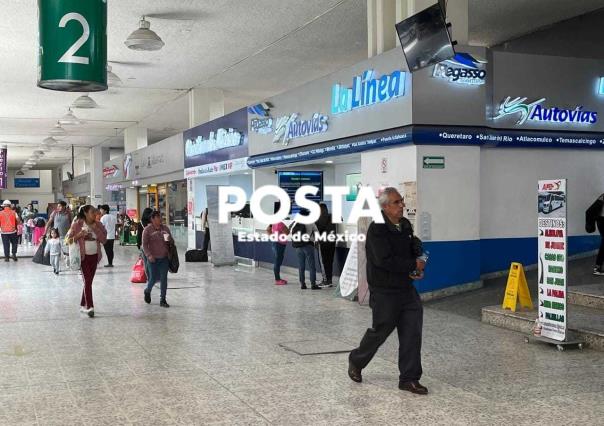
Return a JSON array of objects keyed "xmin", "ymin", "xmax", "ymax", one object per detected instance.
[{"xmin": 502, "ymin": 262, "xmax": 533, "ymax": 312}]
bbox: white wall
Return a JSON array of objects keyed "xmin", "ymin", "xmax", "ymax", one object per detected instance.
[
  {"xmin": 417, "ymin": 146, "xmax": 481, "ymax": 242},
  {"xmin": 0, "ymin": 170, "xmax": 55, "ymax": 213},
  {"xmin": 481, "ymin": 148, "xmax": 604, "ymax": 239},
  {"xmin": 361, "ymin": 145, "xmax": 417, "ymax": 192}
]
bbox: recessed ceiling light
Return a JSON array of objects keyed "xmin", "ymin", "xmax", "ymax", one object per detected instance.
[
  {"xmin": 124, "ymin": 16, "xmax": 165, "ymax": 51},
  {"xmin": 59, "ymin": 108, "xmax": 84, "ymax": 126},
  {"xmin": 325, "ymin": 160, "xmax": 334, "ymax": 164},
  {"xmin": 71, "ymin": 94, "xmax": 99, "ymax": 109}
]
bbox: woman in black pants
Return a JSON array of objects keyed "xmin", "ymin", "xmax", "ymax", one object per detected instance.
[{"xmin": 316, "ymin": 203, "xmax": 336, "ymax": 287}]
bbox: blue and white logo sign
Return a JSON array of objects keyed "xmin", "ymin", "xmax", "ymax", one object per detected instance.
[
  {"xmin": 432, "ymin": 53, "xmax": 486, "ymax": 85},
  {"xmin": 331, "ymin": 69, "xmax": 406, "ymax": 115},
  {"xmin": 494, "ymin": 96, "xmax": 598, "ymax": 126},
  {"xmin": 250, "ymin": 109, "xmax": 329, "ymax": 146}
]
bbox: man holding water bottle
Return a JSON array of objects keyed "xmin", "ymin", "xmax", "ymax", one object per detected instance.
[
  {"xmin": 142, "ymin": 210, "xmax": 174, "ymax": 308},
  {"xmin": 348, "ymin": 187, "xmax": 428, "ymax": 395}
]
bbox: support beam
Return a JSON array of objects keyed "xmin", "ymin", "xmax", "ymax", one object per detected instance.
[
  {"xmin": 124, "ymin": 125, "xmax": 147, "ymax": 154},
  {"xmin": 188, "ymin": 88, "xmax": 225, "ymax": 128}
]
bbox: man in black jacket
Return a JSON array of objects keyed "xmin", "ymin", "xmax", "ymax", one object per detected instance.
[{"xmin": 348, "ymin": 187, "xmax": 427, "ymax": 395}]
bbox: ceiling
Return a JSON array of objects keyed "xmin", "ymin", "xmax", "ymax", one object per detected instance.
[
  {"xmin": 0, "ymin": 0, "xmax": 367, "ymax": 168},
  {"xmin": 0, "ymin": 0, "xmax": 601, "ymax": 168},
  {"xmin": 469, "ymin": 0, "xmax": 604, "ymax": 46}
]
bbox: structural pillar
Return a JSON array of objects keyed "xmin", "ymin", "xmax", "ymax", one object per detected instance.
[
  {"xmin": 186, "ymin": 87, "xmax": 225, "ymax": 248},
  {"xmin": 124, "ymin": 125, "xmax": 147, "ymax": 153},
  {"xmin": 90, "ymin": 145, "xmax": 110, "ymax": 203},
  {"xmin": 188, "ymin": 87, "xmax": 224, "ymax": 128}
]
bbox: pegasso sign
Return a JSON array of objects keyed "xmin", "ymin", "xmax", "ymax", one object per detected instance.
[{"xmin": 331, "ymin": 69, "xmax": 406, "ymax": 114}]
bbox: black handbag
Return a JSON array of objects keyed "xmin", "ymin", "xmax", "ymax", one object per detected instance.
[
  {"xmin": 32, "ymin": 237, "xmax": 51, "ymax": 266},
  {"xmin": 167, "ymin": 242, "xmax": 180, "ymax": 273},
  {"xmin": 585, "ymin": 198, "xmax": 603, "ymax": 233}
]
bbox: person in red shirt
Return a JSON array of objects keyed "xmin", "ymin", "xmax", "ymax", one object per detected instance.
[{"xmin": 0, "ymin": 200, "xmax": 21, "ymax": 261}]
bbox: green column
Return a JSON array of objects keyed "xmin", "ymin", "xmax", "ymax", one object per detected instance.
[{"xmin": 38, "ymin": 0, "xmax": 107, "ymax": 92}]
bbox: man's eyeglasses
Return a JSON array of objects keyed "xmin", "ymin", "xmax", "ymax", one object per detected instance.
[{"xmin": 390, "ymin": 199, "xmax": 405, "ymax": 205}]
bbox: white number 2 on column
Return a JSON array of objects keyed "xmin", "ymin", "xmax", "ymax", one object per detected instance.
[{"xmin": 58, "ymin": 13, "xmax": 90, "ymax": 65}]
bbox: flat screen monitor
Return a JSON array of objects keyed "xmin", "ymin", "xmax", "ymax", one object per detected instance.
[
  {"xmin": 277, "ymin": 171, "xmax": 323, "ymax": 214},
  {"xmin": 395, "ymin": 2, "xmax": 454, "ymax": 72}
]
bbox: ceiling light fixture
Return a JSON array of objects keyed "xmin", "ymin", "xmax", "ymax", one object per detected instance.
[
  {"xmin": 59, "ymin": 108, "xmax": 84, "ymax": 126},
  {"xmin": 71, "ymin": 94, "xmax": 99, "ymax": 109},
  {"xmin": 25, "ymin": 160, "xmax": 36, "ymax": 165},
  {"xmin": 107, "ymin": 65, "xmax": 122, "ymax": 86},
  {"xmin": 43, "ymin": 137, "xmax": 58, "ymax": 146},
  {"xmin": 49, "ymin": 122, "xmax": 67, "ymax": 136},
  {"xmin": 124, "ymin": 16, "xmax": 165, "ymax": 51}
]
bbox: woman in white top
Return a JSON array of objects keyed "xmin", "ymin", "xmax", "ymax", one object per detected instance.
[{"xmin": 67, "ymin": 205, "xmax": 107, "ymax": 318}]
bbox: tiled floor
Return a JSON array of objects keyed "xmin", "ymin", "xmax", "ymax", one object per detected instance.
[{"xmin": 0, "ymin": 246, "xmax": 602, "ymax": 425}]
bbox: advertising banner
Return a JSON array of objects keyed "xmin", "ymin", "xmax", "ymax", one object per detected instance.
[
  {"xmin": 537, "ymin": 179, "xmax": 567, "ymax": 341},
  {"xmin": 38, "ymin": 0, "xmax": 107, "ymax": 92},
  {"xmin": 183, "ymin": 108, "xmax": 248, "ymax": 172},
  {"xmin": 0, "ymin": 148, "xmax": 7, "ymax": 189}
]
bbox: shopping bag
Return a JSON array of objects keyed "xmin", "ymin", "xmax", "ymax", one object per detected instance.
[
  {"xmin": 68, "ymin": 243, "xmax": 81, "ymax": 271},
  {"xmin": 32, "ymin": 237, "xmax": 51, "ymax": 266},
  {"xmin": 130, "ymin": 257, "xmax": 147, "ymax": 283}
]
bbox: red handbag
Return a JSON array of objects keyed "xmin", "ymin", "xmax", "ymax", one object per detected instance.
[{"xmin": 130, "ymin": 257, "xmax": 147, "ymax": 283}]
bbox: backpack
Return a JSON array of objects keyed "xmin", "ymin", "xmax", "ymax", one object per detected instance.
[
  {"xmin": 291, "ymin": 222, "xmax": 312, "ymax": 248},
  {"xmin": 185, "ymin": 249, "xmax": 208, "ymax": 262}
]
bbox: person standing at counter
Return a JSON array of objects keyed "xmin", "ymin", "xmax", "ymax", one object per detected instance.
[
  {"xmin": 290, "ymin": 209, "xmax": 320, "ymax": 290},
  {"xmin": 267, "ymin": 215, "xmax": 290, "ymax": 286},
  {"xmin": 201, "ymin": 208, "xmax": 210, "ymax": 254},
  {"xmin": 316, "ymin": 203, "xmax": 336, "ymax": 288}
]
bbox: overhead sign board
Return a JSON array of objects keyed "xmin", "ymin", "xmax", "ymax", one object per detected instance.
[
  {"xmin": 183, "ymin": 108, "xmax": 248, "ymax": 171},
  {"xmin": 248, "ymin": 49, "xmax": 413, "ymax": 157},
  {"xmin": 0, "ymin": 148, "xmax": 6, "ymax": 189},
  {"xmin": 38, "ymin": 0, "xmax": 107, "ymax": 92}
]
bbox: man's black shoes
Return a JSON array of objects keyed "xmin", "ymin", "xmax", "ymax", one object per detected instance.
[
  {"xmin": 144, "ymin": 289, "xmax": 151, "ymax": 304},
  {"xmin": 399, "ymin": 381, "xmax": 428, "ymax": 395},
  {"xmin": 348, "ymin": 362, "xmax": 362, "ymax": 383}
]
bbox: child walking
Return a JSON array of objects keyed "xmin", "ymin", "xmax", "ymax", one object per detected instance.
[{"xmin": 44, "ymin": 228, "xmax": 62, "ymax": 275}]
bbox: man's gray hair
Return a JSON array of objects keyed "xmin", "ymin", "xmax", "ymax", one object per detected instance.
[{"xmin": 378, "ymin": 187, "xmax": 400, "ymax": 208}]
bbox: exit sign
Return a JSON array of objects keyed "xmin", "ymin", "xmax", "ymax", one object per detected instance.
[{"xmin": 423, "ymin": 156, "xmax": 445, "ymax": 169}]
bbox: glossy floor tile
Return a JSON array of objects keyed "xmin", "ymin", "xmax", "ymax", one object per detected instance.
[{"xmin": 0, "ymin": 245, "xmax": 602, "ymax": 425}]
